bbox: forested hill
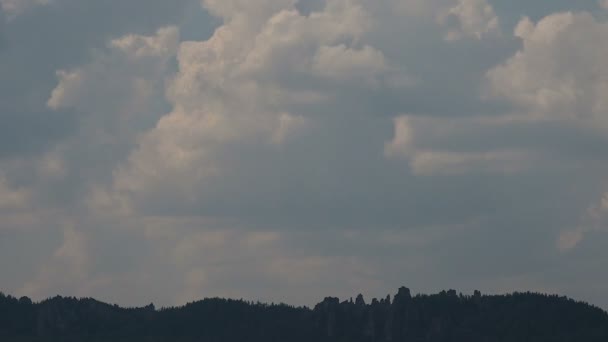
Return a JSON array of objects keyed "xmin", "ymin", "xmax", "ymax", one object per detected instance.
[{"xmin": 1, "ymin": 287, "xmax": 607, "ymax": 342}]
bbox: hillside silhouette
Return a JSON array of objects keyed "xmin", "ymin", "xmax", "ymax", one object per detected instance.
[{"xmin": 1, "ymin": 287, "xmax": 607, "ymax": 341}]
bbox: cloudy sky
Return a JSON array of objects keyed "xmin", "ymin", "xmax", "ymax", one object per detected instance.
[{"xmin": 1, "ymin": 0, "xmax": 608, "ymax": 309}]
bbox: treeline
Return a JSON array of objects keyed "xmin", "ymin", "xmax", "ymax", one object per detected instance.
[{"xmin": 1, "ymin": 287, "xmax": 607, "ymax": 341}]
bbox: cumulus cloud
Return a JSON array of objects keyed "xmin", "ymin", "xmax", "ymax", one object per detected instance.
[
  {"xmin": 48, "ymin": 26, "xmax": 179, "ymax": 113},
  {"xmin": 44, "ymin": 26, "xmax": 180, "ymax": 208},
  {"xmin": 485, "ymin": 12, "xmax": 608, "ymax": 252},
  {"xmin": 438, "ymin": 0, "xmax": 500, "ymax": 41},
  {"xmin": 4, "ymin": 0, "xmax": 608, "ymax": 310},
  {"xmin": 108, "ymin": 0, "xmax": 407, "ymax": 215},
  {"xmin": 487, "ymin": 12, "xmax": 608, "ymax": 130}
]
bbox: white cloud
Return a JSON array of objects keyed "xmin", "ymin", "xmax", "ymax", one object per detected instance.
[
  {"xmin": 272, "ymin": 113, "xmax": 307, "ymax": 144},
  {"xmin": 487, "ymin": 12, "xmax": 608, "ymax": 131},
  {"xmin": 202, "ymin": 0, "xmax": 296, "ymax": 23},
  {"xmin": 45, "ymin": 26, "xmax": 180, "ymax": 213},
  {"xmin": 558, "ymin": 193, "xmax": 608, "ymax": 251},
  {"xmin": 486, "ymin": 12, "xmax": 608, "ymax": 251},
  {"xmin": 109, "ymin": 0, "xmax": 406, "ymax": 211},
  {"xmin": 110, "ymin": 26, "xmax": 180, "ymax": 59},
  {"xmin": 46, "ymin": 70, "xmax": 83, "ymax": 111},
  {"xmin": 48, "ymin": 26, "xmax": 179, "ymax": 113},
  {"xmin": 7, "ymin": 0, "xmax": 608, "ymax": 309},
  {"xmin": 44, "ymin": 0, "xmax": 508, "ymax": 219},
  {"xmin": 439, "ymin": 0, "xmax": 499, "ymax": 41},
  {"xmin": 0, "ymin": 0, "xmax": 49, "ymax": 18},
  {"xmin": 384, "ymin": 116, "xmax": 414, "ymax": 159},
  {"xmin": 600, "ymin": 0, "xmax": 608, "ymax": 10},
  {"xmin": 385, "ymin": 115, "xmax": 532, "ymax": 176},
  {"xmin": 409, "ymin": 150, "xmax": 529, "ymax": 176},
  {"xmin": 311, "ymin": 44, "xmax": 389, "ymax": 84},
  {"xmin": 0, "ymin": 173, "xmax": 29, "ymax": 210}
]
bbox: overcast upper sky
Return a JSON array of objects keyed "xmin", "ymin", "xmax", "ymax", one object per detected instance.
[{"xmin": 1, "ymin": 0, "xmax": 608, "ymax": 309}]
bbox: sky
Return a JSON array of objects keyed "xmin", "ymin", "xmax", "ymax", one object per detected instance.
[{"xmin": 1, "ymin": 0, "xmax": 608, "ymax": 309}]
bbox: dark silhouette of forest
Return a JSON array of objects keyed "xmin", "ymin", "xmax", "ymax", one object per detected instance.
[{"xmin": 1, "ymin": 286, "xmax": 607, "ymax": 341}]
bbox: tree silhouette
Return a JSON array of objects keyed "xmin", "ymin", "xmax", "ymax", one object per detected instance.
[{"xmin": 0, "ymin": 287, "xmax": 607, "ymax": 341}]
